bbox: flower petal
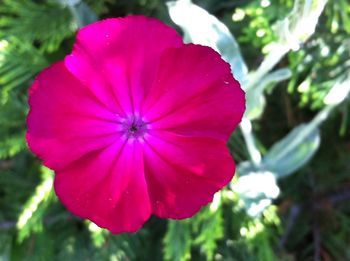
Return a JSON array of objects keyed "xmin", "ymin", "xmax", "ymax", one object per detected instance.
[
  {"xmin": 27, "ymin": 62, "xmax": 120, "ymax": 170},
  {"xmin": 54, "ymin": 140, "xmax": 151, "ymax": 233},
  {"xmin": 143, "ymin": 130, "xmax": 235, "ymax": 219},
  {"xmin": 65, "ymin": 16, "xmax": 183, "ymax": 114},
  {"xmin": 143, "ymin": 44, "xmax": 245, "ymax": 140}
]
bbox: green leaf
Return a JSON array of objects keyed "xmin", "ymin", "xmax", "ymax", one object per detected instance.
[
  {"xmin": 0, "ymin": 39, "xmax": 48, "ymax": 103},
  {"xmin": 193, "ymin": 206, "xmax": 224, "ymax": 261},
  {"xmin": 0, "ymin": 132, "xmax": 26, "ymax": 159},
  {"xmin": 167, "ymin": 0, "xmax": 248, "ymax": 84},
  {"xmin": 245, "ymin": 0, "xmax": 328, "ymax": 91},
  {"xmin": 0, "ymin": 0, "xmax": 75, "ymax": 52},
  {"xmin": 324, "ymin": 73, "xmax": 350, "ymax": 105},
  {"xmin": 246, "ymin": 68, "xmax": 291, "ymax": 120},
  {"xmin": 16, "ymin": 167, "xmax": 54, "ymax": 243},
  {"xmin": 234, "ymin": 170, "xmax": 280, "ymax": 216},
  {"xmin": 262, "ymin": 124, "xmax": 321, "ymax": 178},
  {"xmin": 64, "ymin": 1, "xmax": 98, "ymax": 28},
  {"xmin": 273, "ymin": 0, "xmax": 328, "ymax": 49},
  {"xmin": 164, "ymin": 220, "xmax": 192, "ymax": 261}
]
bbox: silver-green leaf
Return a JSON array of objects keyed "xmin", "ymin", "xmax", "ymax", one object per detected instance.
[
  {"xmin": 262, "ymin": 124, "xmax": 321, "ymax": 178},
  {"xmin": 167, "ymin": 0, "xmax": 248, "ymax": 85}
]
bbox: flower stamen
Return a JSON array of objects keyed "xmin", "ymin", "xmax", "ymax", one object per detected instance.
[{"xmin": 122, "ymin": 116, "xmax": 147, "ymax": 139}]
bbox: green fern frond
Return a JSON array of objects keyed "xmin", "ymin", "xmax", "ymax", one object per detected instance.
[
  {"xmin": 164, "ymin": 220, "xmax": 192, "ymax": 261},
  {"xmin": 0, "ymin": 38, "xmax": 48, "ymax": 104},
  {"xmin": 193, "ymin": 207, "xmax": 224, "ymax": 261},
  {"xmin": 16, "ymin": 167, "xmax": 54, "ymax": 243},
  {"xmin": 0, "ymin": 0, "xmax": 75, "ymax": 52},
  {"xmin": 0, "ymin": 133, "xmax": 26, "ymax": 159}
]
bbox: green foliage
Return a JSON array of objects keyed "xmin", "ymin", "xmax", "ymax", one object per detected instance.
[
  {"xmin": 16, "ymin": 167, "xmax": 54, "ymax": 243},
  {"xmin": 0, "ymin": 96, "xmax": 28, "ymax": 159},
  {"xmin": 0, "ymin": 0, "xmax": 75, "ymax": 52},
  {"xmin": 0, "ymin": 39, "xmax": 48, "ymax": 103},
  {"xmin": 85, "ymin": 0, "xmax": 115, "ymax": 15},
  {"xmin": 286, "ymin": 1, "xmax": 350, "ymax": 109},
  {"xmin": 0, "ymin": 39, "xmax": 46, "ymax": 159},
  {"xmin": 0, "ymin": 132, "xmax": 26, "ymax": 159},
  {"xmin": 192, "ymin": 207, "xmax": 224, "ymax": 260},
  {"xmin": 164, "ymin": 220, "xmax": 192, "ymax": 261},
  {"xmin": 262, "ymin": 123, "xmax": 321, "ymax": 178}
]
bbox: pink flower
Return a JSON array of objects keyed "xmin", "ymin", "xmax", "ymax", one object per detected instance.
[{"xmin": 26, "ymin": 16, "xmax": 245, "ymax": 233}]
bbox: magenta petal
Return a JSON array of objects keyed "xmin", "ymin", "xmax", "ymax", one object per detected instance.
[
  {"xmin": 27, "ymin": 62, "xmax": 121, "ymax": 170},
  {"xmin": 143, "ymin": 130, "xmax": 235, "ymax": 219},
  {"xmin": 143, "ymin": 44, "xmax": 245, "ymax": 140},
  {"xmin": 26, "ymin": 16, "xmax": 246, "ymax": 233},
  {"xmin": 54, "ymin": 141, "xmax": 151, "ymax": 233},
  {"xmin": 65, "ymin": 16, "xmax": 183, "ymax": 114}
]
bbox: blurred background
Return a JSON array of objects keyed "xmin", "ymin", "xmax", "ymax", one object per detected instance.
[{"xmin": 0, "ymin": 0, "xmax": 349, "ymax": 260}]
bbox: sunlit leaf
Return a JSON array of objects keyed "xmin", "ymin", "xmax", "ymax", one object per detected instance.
[
  {"xmin": 274, "ymin": 0, "xmax": 328, "ymax": 50},
  {"xmin": 167, "ymin": 0, "xmax": 248, "ymax": 84},
  {"xmin": 61, "ymin": 0, "xmax": 98, "ymax": 28},
  {"xmin": 193, "ymin": 204, "xmax": 224, "ymax": 261},
  {"xmin": 0, "ymin": 0, "xmax": 75, "ymax": 52},
  {"xmin": 234, "ymin": 167, "xmax": 280, "ymax": 217},
  {"xmin": 16, "ymin": 167, "xmax": 54, "ymax": 243},
  {"xmin": 246, "ymin": 68, "xmax": 291, "ymax": 119},
  {"xmin": 262, "ymin": 124, "xmax": 321, "ymax": 178},
  {"xmin": 324, "ymin": 73, "xmax": 350, "ymax": 105}
]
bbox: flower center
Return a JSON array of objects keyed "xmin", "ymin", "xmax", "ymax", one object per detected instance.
[
  {"xmin": 122, "ymin": 116, "xmax": 147, "ymax": 140},
  {"xmin": 129, "ymin": 124, "xmax": 139, "ymax": 133}
]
